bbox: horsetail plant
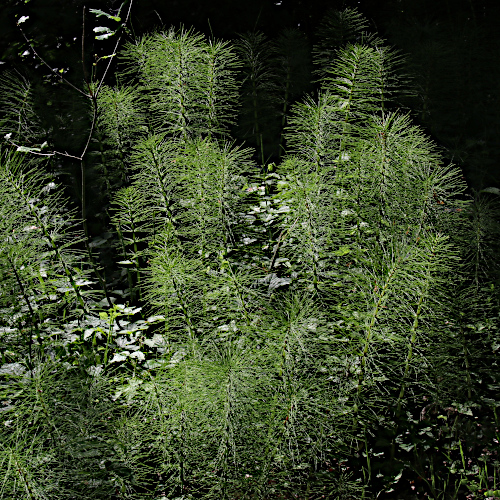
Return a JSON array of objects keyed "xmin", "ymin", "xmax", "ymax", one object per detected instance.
[{"xmin": 0, "ymin": 8, "xmax": 498, "ymax": 499}]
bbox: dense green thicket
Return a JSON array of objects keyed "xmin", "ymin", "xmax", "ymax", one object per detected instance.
[{"xmin": 0, "ymin": 7, "xmax": 499, "ymax": 500}]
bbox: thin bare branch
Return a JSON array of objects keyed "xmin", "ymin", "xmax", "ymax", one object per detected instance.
[
  {"xmin": 95, "ymin": 0, "xmax": 135, "ymax": 97},
  {"xmin": 18, "ymin": 28, "xmax": 90, "ymax": 98},
  {"xmin": 5, "ymin": 137, "xmax": 85, "ymax": 161},
  {"xmin": 82, "ymin": 5, "xmax": 91, "ymax": 89},
  {"xmin": 79, "ymin": 97, "xmax": 98, "ymax": 159}
]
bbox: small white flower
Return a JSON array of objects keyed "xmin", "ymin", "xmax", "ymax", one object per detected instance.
[
  {"xmin": 4, "ymin": 133, "xmax": 12, "ymax": 140},
  {"xmin": 18, "ymin": 16, "xmax": 29, "ymax": 24}
]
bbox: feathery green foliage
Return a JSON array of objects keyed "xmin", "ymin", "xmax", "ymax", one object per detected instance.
[
  {"xmin": 312, "ymin": 7, "xmax": 384, "ymax": 80},
  {"xmin": 0, "ymin": 70, "xmax": 44, "ymax": 145},
  {"xmin": 0, "ymin": 7, "xmax": 499, "ymax": 500},
  {"xmin": 120, "ymin": 27, "xmax": 241, "ymax": 141},
  {"xmin": 235, "ymin": 31, "xmax": 278, "ymax": 165},
  {"xmin": 0, "ymin": 149, "xmax": 92, "ymax": 324}
]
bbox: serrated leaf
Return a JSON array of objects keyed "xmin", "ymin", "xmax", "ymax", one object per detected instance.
[
  {"xmin": 129, "ymin": 351, "xmax": 145, "ymax": 361},
  {"xmin": 123, "ymin": 307, "xmax": 142, "ymax": 315},
  {"xmin": 89, "ymin": 9, "xmax": 121, "ymax": 22},
  {"xmin": 146, "ymin": 315, "xmax": 165, "ymax": 323},
  {"xmin": 16, "ymin": 145, "xmax": 41, "ymax": 153},
  {"xmin": 96, "ymin": 33, "xmax": 115, "ymax": 40},
  {"xmin": 93, "ymin": 26, "xmax": 113, "ymax": 33},
  {"xmin": 110, "ymin": 353, "xmax": 128, "ymax": 363},
  {"xmin": 83, "ymin": 329, "xmax": 94, "ymax": 341},
  {"xmin": 399, "ymin": 442, "xmax": 415, "ymax": 452},
  {"xmin": 143, "ymin": 334, "xmax": 166, "ymax": 348}
]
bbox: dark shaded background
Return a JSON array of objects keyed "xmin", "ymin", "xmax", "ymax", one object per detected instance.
[{"xmin": 1, "ymin": 0, "xmax": 499, "ymax": 192}]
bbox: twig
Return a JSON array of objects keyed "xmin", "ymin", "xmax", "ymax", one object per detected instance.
[
  {"xmin": 12, "ymin": 0, "xmax": 135, "ymax": 161},
  {"xmin": 82, "ymin": 5, "xmax": 90, "ymax": 87},
  {"xmin": 95, "ymin": 0, "xmax": 134, "ymax": 97},
  {"xmin": 4, "ymin": 137, "xmax": 83, "ymax": 160},
  {"xmin": 79, "ymin": 97, "xmax": 97, "ymax": 159},
  {"xmin": 18, "ymin": 27, "xmax": 90, "ymax": 98}
]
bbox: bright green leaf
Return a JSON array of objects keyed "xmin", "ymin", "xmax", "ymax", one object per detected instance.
[
  {"xmin": 96, "ymin": 32, "xmax": 115, "ymax": 40},
  {"xmin": 16, "ymin": 145, "xmax": 41, "ymax": 153},
  {"xmin": 333, "ymin": 245, "xmax": 351, "ymax": 256},
  {"xmin": 89, "ymin": 9, "xmax": 121, "ymax": 22},
  {"xmin": 110, "ymin": 353, "xmax": 128, "ymax": 363},
  {"xmin": 93, "ymin": 26, "xmax": 112, "ymax": 33}
]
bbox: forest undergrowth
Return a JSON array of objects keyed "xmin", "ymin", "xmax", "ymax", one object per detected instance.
[{"xmin": 0, "ymin": 5, "xmax": 499, "ymax": 499}]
